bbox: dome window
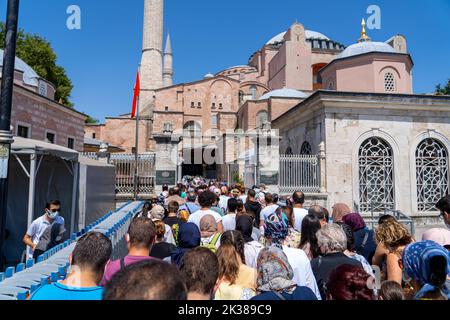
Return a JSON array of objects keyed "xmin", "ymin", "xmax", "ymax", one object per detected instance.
[{"xmin": 384, "ymin": 72, "xmax": 396, "ymax": 92}]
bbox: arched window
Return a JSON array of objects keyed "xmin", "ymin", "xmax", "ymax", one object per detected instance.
[
  {"xmin": 384, "ymin": 72, "xmax": 396, "ymax": 92},
  {"xmin": 256, "ymin": 111, "xmax": 269, "ymax": 128},
  {"xmin": 358, "ymin": 137, "xmax": 395, "ymax": 212},
  {"xmin": 300, "ymin": 142, "xmax": 312, "ymax": 155},
  {"xmin": 286, "ymin": 147, "xmax": 293, "ymax": 155},
  {"xmin": 183, "ymin": 121, "xmax": 201, "ymax": 138},
  {"xmin": 416, "ymin": 138, "xmax": 449, "ymax": 212},
  {"xmin": 250, "ymin": 85, "xmax": 257, "ymax": 100}
]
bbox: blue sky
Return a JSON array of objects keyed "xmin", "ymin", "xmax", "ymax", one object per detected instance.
[{"xmin": 1, "ymin": 0, "xmax": 449, "ymax": 121}]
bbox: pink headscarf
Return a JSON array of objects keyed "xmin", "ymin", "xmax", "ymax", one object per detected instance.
[
  {"xmin": 331, "ymin": 203, "xmax": 351, "ymax": 222},
  {"xmin": 422, "ymin": 228, "xmax": 450, "ymax": 247}
]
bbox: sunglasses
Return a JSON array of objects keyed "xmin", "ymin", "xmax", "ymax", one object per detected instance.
[{"xmin": 48, "ymin": 208, "xmax": 60, "ymax": 213}]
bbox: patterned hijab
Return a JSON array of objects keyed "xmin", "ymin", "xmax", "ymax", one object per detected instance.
[
  {"xmin": 402, "ymin": 240, "xmax": 450, "ymax": 299},
  {"xmin": 257, "ymin": 246, "xmax": 296, "ymax": 294},
  {"xmin": 264, "ymin": 210, "xmax": 289, "ymax": 247}
]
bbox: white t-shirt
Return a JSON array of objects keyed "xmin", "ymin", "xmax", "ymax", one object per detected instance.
[
  {"xmin": 222, "ymin": 213, "xmax": 236, "ymax": 232},
  {"xmin": 26, "ymin": 215, "xmax": 65, "ymax": 259},
  {"xmin": 188, "ymin": 209, "xmax": 223, "ymax": 230},
  {"xmin": 293, "ymin": 207, "xmax": 308, "ymax": 232},
  {"xmin": 244, "ymin": 241, "xmax": 264, "ymax": 269},
  {"xmin": 282, "ymin": 245, "xmax": 322, "ymax": 300},
  {"xmin": 218, "ymin": 195, "xmax": 230, "ymax": 212},
  {"xmin": 164, "ymin": 224, "xmax": 176, "ymax": 245},
  {"xmin": 260, "ymin": 204, "xmax": 279, "ymax": 221}
]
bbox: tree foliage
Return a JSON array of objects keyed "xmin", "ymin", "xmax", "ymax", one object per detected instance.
[
  {"xmin": 435, "ymin": 79, "xmax": 450, "ymax": 95},
  {"xmin": 0, "ymin": 22, "xmax": 73, "ymax": 106}
]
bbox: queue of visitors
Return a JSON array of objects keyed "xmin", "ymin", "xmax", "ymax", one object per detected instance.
[{"xmin": 29, "ymin": 178, "xmax": 450, "ymax": 301}]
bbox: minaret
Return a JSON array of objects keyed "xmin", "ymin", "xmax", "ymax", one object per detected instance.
[
  {"xmin": 140, "ymin": 0, "xmax": 164, "ymax": 115},
  {"xmin": 163, "ymin": 33, "xmax": 173, "ymax": 87}
]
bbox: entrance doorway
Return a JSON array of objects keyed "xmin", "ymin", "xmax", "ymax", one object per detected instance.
[{"xmin": 182, "ymin": 148, "xmax": 217, "ymax": 179}]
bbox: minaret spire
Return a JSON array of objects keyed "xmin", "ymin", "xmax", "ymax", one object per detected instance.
[
  {"xmin": 140, "ymin": 0, "xmax": 164, "ymax": 115},
  {"xmin": 163, "ymin": 33, "xmax": 173, "ymax": 87},
  {"xmin": 358, "ymin": 18, "xmax": 371, "ymax": 43}
]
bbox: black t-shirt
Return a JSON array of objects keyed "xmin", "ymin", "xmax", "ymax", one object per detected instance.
[
  {"xmin": 150, "ymin": 242, "xmax": 177, "ymax": 260},
  {"xmin": 163, "ymin": 216, "xmax": 184, "ymax": 228},
  {"xmin": 310, "ymin": 252, "xmax": 363, "ymax": 300}
]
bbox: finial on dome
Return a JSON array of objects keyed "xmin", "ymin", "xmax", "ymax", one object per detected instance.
[{"xmin": 358, "ymin": 18, "xmax": 371, "ymax": 43}]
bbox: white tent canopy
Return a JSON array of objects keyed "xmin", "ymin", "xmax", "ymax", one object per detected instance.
[
  {"xmin": 10, "ymin": 137, "xmax": 79, "ymax": 234},
  {"xmin": 11, "ymin": 137, "xmax": 79, "ymax": 161}
]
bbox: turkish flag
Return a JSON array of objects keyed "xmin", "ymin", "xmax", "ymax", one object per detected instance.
[{"xmin": 131, "ymin": 71, "xmax": 140, "ymax": 119}]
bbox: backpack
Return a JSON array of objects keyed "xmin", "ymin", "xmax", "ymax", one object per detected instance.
[{"xmin": 200, "ymin": 233, "xmax": 221, "ymax": 253}]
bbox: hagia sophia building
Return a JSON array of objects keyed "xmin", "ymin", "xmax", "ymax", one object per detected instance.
[
  {"xmin": 85, "ymin": 0, "xmax": 450, "ymax": 219},
  {"xmin": 85, "ymin": 0, "xmax": 410, "ymax": 158}
]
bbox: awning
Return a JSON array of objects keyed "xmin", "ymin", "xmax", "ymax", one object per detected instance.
[{"xmin": 11, "ymin": 136, "xmax": 79, "ymax": 162}]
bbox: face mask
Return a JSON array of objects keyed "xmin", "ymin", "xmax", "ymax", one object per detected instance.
[{"xmin": 47, "ymin": 210, "xmax": 59, "ymax": 219}]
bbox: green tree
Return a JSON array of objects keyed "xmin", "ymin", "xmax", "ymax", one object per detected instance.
[
  {"xmin": 435, "ymin": 79, "xmax": 450, "ymax": 95},
  {"xmin": 85, "ymin": 116, "xmax": 99, "ymax": 124},
  {"xmin": 0, "ymin": 22, "xmax": 73, "ymax": 106}
]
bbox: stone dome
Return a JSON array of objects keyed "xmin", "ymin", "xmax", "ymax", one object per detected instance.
[
  {"xmin": 259, "ymin": 88, "xmax": 307, "ymax": 100},
  {"xmin": 336, "ymin": 41, "xmax": 396, "ymax": 59},
  {"xmin": 266, "ymin": 30, "xmax": 330, "ymax": 45},
  {"xmin": 204, "ymin": 73, "xmax": 214, "ymax": 79},
  {"xmin": 0, "ymin": 48, "xmax": 39, "ymax": 87}
]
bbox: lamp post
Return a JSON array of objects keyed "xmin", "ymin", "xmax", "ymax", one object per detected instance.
[{"xmin": 0, "ymin": 0, "xmax": 20, "ymax": 269}]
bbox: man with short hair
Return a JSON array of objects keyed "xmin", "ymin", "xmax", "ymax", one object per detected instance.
[
  {"xmin": 179, "ymin": 247, "xmax": 219, "ymax": 300},
  {"xmin": 222, "ymin": 198, "xmax": 239, "ymax": 232},
  {"xmin": 245, "ymin": 189, "xmax": 262, "ymax": 227},
  {"xmin": 164, "ymin": 201, "xmax": 184, "ymax": 227},
  {"xmin": 31, "ymin": 232, "xmax": 112, "ymax": 300},
  {"xmin": 23, "ymin": 200, "xmax": 65, "ymax": 260},
  {"xmin": 259, "ymin": 193, "xmax": 279, "ymax": 228},
  {"xmin": 179, "ymin": 191, "xmax": 200, "ymax": 215},
  {"xmin": 308, "ymin": 205, "xmax": 328, "ymax": 227},
  {"xmin": 101, "ymin": 217, "xmax": 157, "ymax": 285},
  {"xmin": 292, "ymin": 191, "xmax": 308, "ymax": 232},
  {"xmin": 165, "ymin": 187, "xmax": 185, "ymax": 206},
  {"xmin": 103, "ymin": 260, "xmax": 187, "ymax": 300},
  {"xmin": 436, "ymin": 195, "xmax": 450, "ymax": 229},
  {"xmin": 218, "ymin": 186, "xmax": 230, "ymax": 213},
  {"xmin": 188, "ymin": 191, "xmax": 224, "ymax": 232}
]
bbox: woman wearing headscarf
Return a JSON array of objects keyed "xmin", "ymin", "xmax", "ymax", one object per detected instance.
[
  {"xmin": 401, "ymin": 240, "xmax": 450, "ymax": 300},
  {"xmin": 342, "ymin": 212, "xmax": 377, "ymax": 263},
  {"xmin": 264, "ymin": 209, "xmax": 322, "ymax": 300},
  {"xmin": 331, "ymin": 203, "xmax": 351, "ymax": 223},
  {"xmin": 251, "ymin": 246, "xmax": 318, "ymax": 300},
  {"xmin": 200, "ymin": 215, "xmax": 221, "ymax": 251},
  {"xmin": 236, "ymin": 215, "xmax": 264, "ymax": 268},
  {"xmin": 171, "ymin": 222, "xmax": 201, "ymax": 267}
]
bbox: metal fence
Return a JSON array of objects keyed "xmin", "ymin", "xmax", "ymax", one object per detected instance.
[
  {"xmin": 354, "ymin": 202, "xmax": 416, "ymax": 236},
  {"xmin": 80, "ymin": 153, "xmax": 156, "ymax": 199},
  {"xmin": 279, "ymin": 154, "xmax": 321, "ymax": 194}
]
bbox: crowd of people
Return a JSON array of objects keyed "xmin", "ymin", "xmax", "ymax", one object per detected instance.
[{"xmin": 29, "ymin": 179, "xmax": 450, "ymax": 300}]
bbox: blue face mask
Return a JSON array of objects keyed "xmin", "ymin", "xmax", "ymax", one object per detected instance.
[{"xmin": 47, "ymin": 210, "xmax": 59, "ymax": 219}]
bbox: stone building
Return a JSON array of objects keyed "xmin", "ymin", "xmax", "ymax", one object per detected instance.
[
  {"xmin": 87, "ymin": 0, "xmax": 450, "ymax": 220},
  {"xmin": 0, "ymin": 49, "xmax": 87, "ymax": 151}
]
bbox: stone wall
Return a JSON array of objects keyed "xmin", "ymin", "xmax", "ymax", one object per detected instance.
[{"xmin": 10, "ymin": 85, "xmax": 86, "ymax": 151}]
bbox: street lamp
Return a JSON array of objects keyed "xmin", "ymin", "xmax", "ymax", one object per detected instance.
[{"xmin": 0, "ymin": 0, "xmax": 20, "ymax": 269}]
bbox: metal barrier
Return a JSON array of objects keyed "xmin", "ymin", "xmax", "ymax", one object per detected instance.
[
  {"xmin": 279, "ymin": 154, "xmax": 321, "ymax": 194},
  {"xmin": 80, "ymin": 153, "xmax": 156, "ymax": 199},
  {"xmin": 359, "ymin": 204, "xmax": 416, "ymax": 236},
  {"xmin": 0, "ymin": 201, "xmax": 143, "ymax": 300}
]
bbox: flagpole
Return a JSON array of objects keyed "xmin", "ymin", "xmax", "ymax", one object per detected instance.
[{"xmin": 134, "ymin": 66, "xmax": 140, "ymax": 201}]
